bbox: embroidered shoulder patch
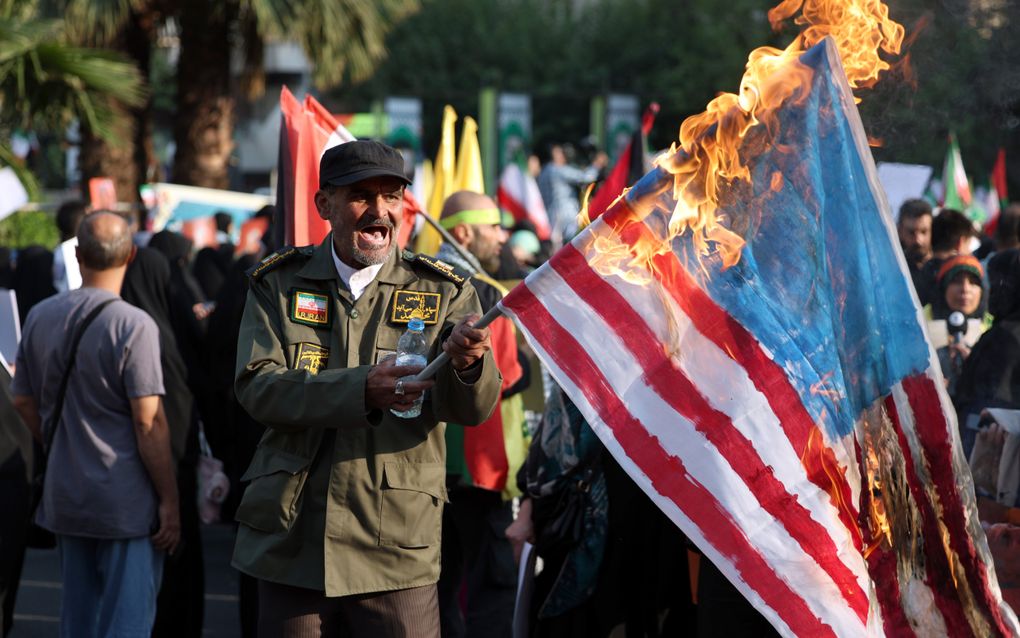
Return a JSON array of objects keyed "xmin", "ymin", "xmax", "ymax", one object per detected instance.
[
  {"xmin": 391, "ymin": 290, "xmax": 441, "ymax": 325},
  {"xmin": 295, "ymin": 343, "xmax": 329, "ymax": 375},
  {"xmin": 247, "ymin": 245, "xmax": 314, "ymax": 283},
  {"xmin": 289, "ymin": 290, "xmax": 330, "ymax": 327},
  {"xmin": 403, "ymin": 252, "xmax": 467, "ymax": 287}
]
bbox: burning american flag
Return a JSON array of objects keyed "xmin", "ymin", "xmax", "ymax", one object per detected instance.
[{"xmin": 498, "ymin": 1, "xmax": 1020, "ymax": 636}]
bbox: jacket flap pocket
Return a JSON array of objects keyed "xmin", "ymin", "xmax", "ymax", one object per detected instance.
[
  {"xmin": 383, "ymin": 462, "xmax": 447, "ymax": 502},
  {"xmin": 241, "ymin": 448, "xmax": 311, "ymax": 482}
]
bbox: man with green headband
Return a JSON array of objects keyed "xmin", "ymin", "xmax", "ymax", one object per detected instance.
[
  {"xmin": 437, "ymin": 192, "xmax": 508, "ymax": 275},
  {"xmin": 436, "ymin": 191, "xmax": 524, "ymax": 638}
]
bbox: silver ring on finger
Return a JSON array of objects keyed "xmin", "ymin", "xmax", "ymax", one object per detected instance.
[{"xmin": 394, "ymin": 379, "xmax": 405, "ymax": 396}]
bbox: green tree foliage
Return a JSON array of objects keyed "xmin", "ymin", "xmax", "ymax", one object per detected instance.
[
  {"xmin": 42, "ymin": 0, "xmax": 419, "ymax": 188},
  {"xmin": 0, "ymin": 209, "xmax": 59, "ymax": 248},
  {"xmin": 337, "ymin": 0, "xmax": 1017, "ymax": 193},
  {"xmin": 861, "ymin": 0, "xmax": 1020, "ymax": 194},
  {"xmin": 335, "ymin": 0, "xmax": 782, "ymax": 154},
  {"xmin": 0, "ymin": 8, "xmax": 145, "ymax": 198}
]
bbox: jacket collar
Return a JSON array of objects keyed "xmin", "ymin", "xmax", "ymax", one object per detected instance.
[{"xmin": 296, "ymin": 234, "xmax": 416, "ymax": 287}]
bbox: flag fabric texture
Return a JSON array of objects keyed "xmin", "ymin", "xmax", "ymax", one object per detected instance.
[
  {"xmin": 275, "ymin": 86, "xmax": 418, "ymax": 250},
  {"xmin": 586, "ymin": 103, "xmax": 659, "ymax": 221},
  {"xmin": 942, "ymin": 134, "xmax": 973, "ymax": 213},
  {"xmin": 985, "ymin": 148, "xmax": 1008, "ymax": 236},
  {"xmin": 500, "ymin": 39, "xmax": 1017, "ymax": 637},
  {"xmin": 416, "ymin": 105, "xmax": 458, "ymax": 256},
  {"xmin": 497, "ymin": 162, "xmax": 551, "ymax": 240},
  {"xmin": 992, "ymin": 147, "xmax": 1009, "ymax": 205},
  {"xmin": 445, "ymin": 305, "xmax": 526, "ymax": 495},
  {"xmin": 454, "ymin": 116, "xmax": 485, "ymax": 194}
]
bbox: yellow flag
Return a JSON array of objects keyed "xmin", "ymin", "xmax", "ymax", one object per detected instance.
[
  {"xmin": 415, "ymin": 105, "xmax": 457, "ymax": 256},
  {"xmin": 454, "ymin": 116, "xmax": 485, "ymax": 193}
]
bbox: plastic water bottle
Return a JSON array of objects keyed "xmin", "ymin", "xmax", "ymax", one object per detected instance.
[{"xmin": 391, "ymin": 317, "xmax": 428, "ymax": 419}]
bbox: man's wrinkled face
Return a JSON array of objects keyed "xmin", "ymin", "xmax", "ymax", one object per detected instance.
[
  {"xmin": 945, "ymin": 272, "xmax": 982, "ymax": 316},
  {"xmin": 467, "ymin": 223, "xmax": 508, "ymax": 274},
  {"xmin": 316, "ymin": 176, "xmax": 404, "ymax": 267},
  {"xmin": 898, "ymin": 215, "xmax": 932, "ymax": 263}
]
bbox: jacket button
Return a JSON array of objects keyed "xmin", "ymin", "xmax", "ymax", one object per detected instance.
[{"xmin": 350, "ymin": 309, "xmax": 360, "ymax": 319}]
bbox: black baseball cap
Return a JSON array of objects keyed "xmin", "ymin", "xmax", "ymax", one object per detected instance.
[{"xmin": 319, "ymin": 140, "xmax": 411, "ymax": 188}]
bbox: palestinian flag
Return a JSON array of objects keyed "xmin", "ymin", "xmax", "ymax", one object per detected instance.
[
  {"xmin": 446, "ymin": 282, "xmax": 527, "ymax": 497},
  {"xmin": 585, "ymin": 102, "xmax": 659, "ymax": 222},
  {"xmin": 275, "ymin": 86, "xmax": 419, "ymax": 249}
]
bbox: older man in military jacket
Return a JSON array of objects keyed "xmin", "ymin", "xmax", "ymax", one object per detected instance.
[{"xmin": 233, "ymin": 140, "xmax": 501, "ymax": 638}]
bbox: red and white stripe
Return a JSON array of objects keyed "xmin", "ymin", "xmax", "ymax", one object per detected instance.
[
  {"xmin": 885, "ymin": 373, "xmax": 1018, "ymax": 637},
  {"xmin": 500, "ymin": 205, "xmax": 1020, "ymax": 636},
  {"xmin": 501, "ymin": 219, "xmax": 877, "ymax": 637},
  {"xmin": 497, "ymin": 162, "xmax": 551, "ymax": 240}
]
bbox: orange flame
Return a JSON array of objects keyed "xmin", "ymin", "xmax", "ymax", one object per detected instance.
[{"xmin": 589, "ymin": 0, "xmax": 904, "ymax": 281}]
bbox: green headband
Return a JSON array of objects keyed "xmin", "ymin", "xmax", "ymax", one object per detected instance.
[{"xmin": 439, "ymin": 208, "xmax": 502, "ymax": 229}]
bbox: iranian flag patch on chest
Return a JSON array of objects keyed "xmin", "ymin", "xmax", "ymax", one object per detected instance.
[{"xmin": 290, "ymin": 290, "xmax": 329, "ymax": 327}]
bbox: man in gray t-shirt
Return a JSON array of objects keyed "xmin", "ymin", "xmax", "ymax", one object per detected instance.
[{"xmin": 12, "ymin": 212, "xmax": 179, "ymax": 638}]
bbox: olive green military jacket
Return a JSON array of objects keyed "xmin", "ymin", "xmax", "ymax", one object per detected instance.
[{"xmin": 231, "ymin": 236, "xmax": 501, "ymax": 596}]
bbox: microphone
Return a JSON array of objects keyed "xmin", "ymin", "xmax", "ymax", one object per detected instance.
[
  {"xmin": 947, "ymin": 311, "xmax": 966, "ymax": 373},
  {"xmin": 947, "ymin": 311, "xmax": 966, "ymax": 344}
]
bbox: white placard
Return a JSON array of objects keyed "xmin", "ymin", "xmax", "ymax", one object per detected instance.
[
  {"xmin": 987, "ymin": 409, "xmax": 1020, "ymax": 436},
  {"xmin": 0, "ymin": 167, "xmax": 29, "ymax": 222},
  {"xmin": 61, "ymin": 237, "xmax": 81, "ymax": 291},
  {"xmin": 512, "ymin": 542, "xmax": 537, "ymax": 638},
  {"xmin": 0, "ymin": 288, "xmax": 20, "ymax": 372},
  {"xmin": 876, "ymin": 162, "xmax": 933, "ymax": 221}
]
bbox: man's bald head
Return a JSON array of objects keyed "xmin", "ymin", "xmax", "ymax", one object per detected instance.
[
  {"xmin": 439, "ymin": 190, "xmax": 507, "ymax": 273},
  {"xmin": 440, "ymin": 191, "xmax": 499, "ymax": 222},
  {"xmin": 77, "ymin": 212, "xmax": 133, "ymax": 270}
]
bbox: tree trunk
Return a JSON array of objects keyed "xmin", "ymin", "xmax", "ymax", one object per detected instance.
[
  {"xmin": 172, "ymin": 0, "xmax": 236, "ymax": 189},
  {"xmin": 78, "ymin": 8, "xmax": 157, "ymax": 209}
]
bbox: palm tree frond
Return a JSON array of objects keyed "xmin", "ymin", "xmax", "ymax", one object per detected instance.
[
  {"xmin": 0, "ymin": 16, "xmax": 146, "ymax": 145},
  {"xmin": 36, "ymin": 44, "xmax": 146, "ymax": 107},
  {"xmin": 292, "ymin": 0, "xmax": 420, "ymax": 89},
  {"xmin": 56, "ymin": 0, "xmax": 135, "ymax": 45},
  {"xmin": 0, "ymin": 19, "xmax": 61, "ymax": 63}
]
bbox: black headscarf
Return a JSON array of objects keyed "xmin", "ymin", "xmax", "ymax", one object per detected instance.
[
  {"xmin": 12, "ymin": 246, "xmax": 56, "ymax": 324},
  {"xmin": 149, "ymin": 230, "xmax": 207, "ymax": 305},
  {"xmin": 955, "ymin": 249, "xmax": 1020, "ymax": 411},
  {"xmin": 193, "ymin": 246, "xmax": 230, "ymax": 300},
  {"xmin": 988, "ymin": 250, "xmax": 1020, "ymax": 322},
  {"xmin": 147, "ymin": 231, "xmax": 218, "ymax": 429},
  {"xmin": 121, "ymin": 247, "xmax": 196, "ymax": 462}
]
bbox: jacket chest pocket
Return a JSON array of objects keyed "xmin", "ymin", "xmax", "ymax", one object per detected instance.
[
  {"xmin": 378, "ymin": 461, "xmax": 447, "ymax": 548},
  {"xmin": 375, "ymin": 330, "xmax": 399, "ymax": 364},
  {"xmin": 235, "ymin": 448, "xmax": 312, "ymax": 534},
  {"xmin": 374, "ymin": 323, "xmax": 442, "ymax": 364},
  {"xmin": 283, "ymin": 323, "xmax": 332, "ymax": 374}
]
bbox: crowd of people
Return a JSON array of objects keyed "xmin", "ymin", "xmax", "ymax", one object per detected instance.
[
  {"xmin": 0, "ymin": 139, "xmax": 1018, "ymax": 638},
  {"xmin": 896, "ymin": 197, "xmax": 1020, "ymax": 610}
]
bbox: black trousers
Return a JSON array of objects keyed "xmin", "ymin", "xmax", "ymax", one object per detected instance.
[
  {"xmin": 437, "ymin": 486, "xmax": 517, "ymax": 638},
  {"xmin": 258, "ymin": 580, "xmax": 440, "ymax": 638},
  {"xmin": 152, "ymin": 462, "xmax": 205, "ymax": 637},
  {"xmin": 0, "ymin": 473, "xmax": 29, "ymax": 638}
]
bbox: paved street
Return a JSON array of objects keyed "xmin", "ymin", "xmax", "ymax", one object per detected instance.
[{"xmin": 10, "ymin": 523, "xmax": 242, "ymax": 637}]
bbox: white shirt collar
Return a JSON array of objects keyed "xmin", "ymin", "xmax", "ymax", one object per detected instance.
[{"xmin": 331, "ymin": 241, "xmax": 384, "ymax": 300}]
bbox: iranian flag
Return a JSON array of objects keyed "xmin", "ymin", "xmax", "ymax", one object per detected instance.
[
  {"xmin": 586, "ymin": 103, "xmax": 659, "ymax": 221},
  {"xmin": 497, "ymin": 162, "xmax": 551, "ymax": 240},
  {"xmin": 942, "ymin": 134, "xmax": 972, "ymax": 212}
]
